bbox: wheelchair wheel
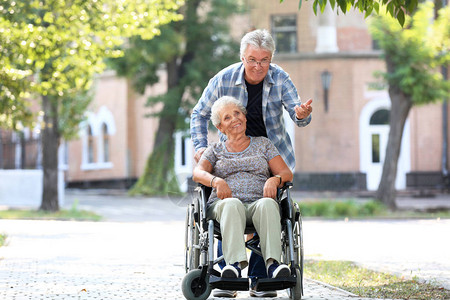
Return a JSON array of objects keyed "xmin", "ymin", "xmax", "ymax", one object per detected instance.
[
  {"xmin": 184, "ymin": 202, "xmax": 199, "ymax": 272},
  {"xmin": 181, "ymin": 269, "xmax": 211, "ymax": 300},
  {"xmin": 283, "ymin": 205, "xmax": 304, "ymax": 300},
  {"xmin": 287, "ymin": 267, "xmax": 302, "ymax": 300}
]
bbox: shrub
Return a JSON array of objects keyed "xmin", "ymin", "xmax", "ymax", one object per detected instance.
[
  {"xmin": 298, "ymin": 199, "xmax": 387, "ymax": 218},
  {"xmin": 0, "ymin": 233, "xmax": 7, "ymax": 247}
]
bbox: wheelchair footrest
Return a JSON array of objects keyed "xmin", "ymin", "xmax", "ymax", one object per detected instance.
[
  {"xmin": 209, "ymin": 275, "xmax": 249, "ymax": 291},
  {"xmin": 254, "ymin": 276, "xmax": 297, "ymax": 291}
]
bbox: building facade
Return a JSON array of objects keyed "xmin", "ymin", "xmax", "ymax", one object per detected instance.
[{"xmin": 2, "ymin": 1, "xmax": 448, "ymax": 193}]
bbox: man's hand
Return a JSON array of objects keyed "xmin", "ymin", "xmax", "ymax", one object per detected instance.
[
  {"xmin": 214, "ymin": 178, "xmax": 232, "ymax": 199},
  {"xmin": 194, "ymin": 147, "xmax": 207, "ymax": 163},
  {"xmin": 263, "ymin": 177, "xmax": 279, "ymax": 199},
  {"xmin": 295, "ymin": 99, "xmax": 313, "ymax": 120}
]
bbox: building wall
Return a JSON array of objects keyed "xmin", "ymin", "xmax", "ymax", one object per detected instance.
[
  {"xmin": 65, "ymin": 70, "xmax": 167, "ymax": 186},
  {"xmin": 275, "ymin": 55, "xmax": 386, "ymax": 173},
  {"xmin": 410, "ymin": 104, "xmax": 444, "ymax": 172},
  {"xmin": 66, "ymin": 72, "xmax": 129, "ymax": 182},
  {"xmin": 61, "ymin": 1, "xmax": 448, "ymax": 191}
]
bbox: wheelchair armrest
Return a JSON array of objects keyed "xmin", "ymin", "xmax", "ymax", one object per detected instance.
[
  {"xmin": 199, "ymin": 181, "xmax": 292, "ymax": 203},
  {"xmin": 277, "ymin": 181, "xmax": 292, "ymax": 200}
]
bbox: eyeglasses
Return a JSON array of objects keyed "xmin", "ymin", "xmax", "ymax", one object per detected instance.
[{"xmin": 243, "ymin": 57, "xmax": 271, "ymax": 67}]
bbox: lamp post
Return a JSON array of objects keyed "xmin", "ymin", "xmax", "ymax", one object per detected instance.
[{"xmin": 321, "ymin": 70, "xmax": 332, "ymax": 112}]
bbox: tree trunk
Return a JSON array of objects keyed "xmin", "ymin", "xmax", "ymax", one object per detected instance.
[
  {"xmin": 40, "ymin": 95, "xmax": 60, "ymax": 211},
  {"xmin": 129, "ymin": 59, "xmax": 182, "ymax": 196},
  {"xmin": 376, "ymin": 55, "xmax": 413, "ymax": 210},
  {"xmin": 129, "ymin": 0, "xmax": 201, "ymax": 196}
]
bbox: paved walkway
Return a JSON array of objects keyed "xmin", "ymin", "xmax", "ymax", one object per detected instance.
[{"xmin": 0, "ymin": 189, "xmax": 449, "ymax": 299}]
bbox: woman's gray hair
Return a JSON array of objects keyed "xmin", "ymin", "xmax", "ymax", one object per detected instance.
[
  {"xmin": 211, "ymin": 96, "xmax": 247, "ymax": 127},
  {"xmin": 240, "ymin": 29, "xmax": 276, "ymax": 59}
]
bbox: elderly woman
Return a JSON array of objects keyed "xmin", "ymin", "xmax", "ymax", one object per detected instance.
[{"xmin": 192, "ymin": 96, "xmax": 293, "ymax": 279}]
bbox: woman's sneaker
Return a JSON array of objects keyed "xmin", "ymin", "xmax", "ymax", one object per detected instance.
[
  {"xmin": 221, "ymin": 262, "xmax": 241, "ymax": 278},
  {"xmin": 267, "ymin": 262, "xmax": 290, "ymax": 278}
]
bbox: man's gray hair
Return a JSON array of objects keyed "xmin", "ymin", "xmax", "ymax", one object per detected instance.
[
  {"xmin": 211, "ymin": 96, "xmax": 247, "ymax": 127},
  {"xmin": 240, "ymin": 29, "xmax": 276, "ymax": 59}
]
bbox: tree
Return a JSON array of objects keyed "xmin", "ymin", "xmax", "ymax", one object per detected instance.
[
  {"xmin": 368, "ymin": 2, "xmax": 450, "ymax": 209},
  {"xmin": 282, "ymin": 0, "xmax": 418, "ymax": 26},
  {"xmin": 108, "ymin": 0, "xmax": 241, "ymax": 196},
  {"xmin": 0, "ymin": 0, "xmax": 183, "ymax": 211}
]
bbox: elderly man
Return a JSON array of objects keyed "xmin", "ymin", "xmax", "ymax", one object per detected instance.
[{"xmin": 190, "ymin": 29, "xmax": 312, "ymax": 298}]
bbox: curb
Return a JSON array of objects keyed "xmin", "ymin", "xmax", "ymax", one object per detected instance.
[{"xmin": 305, "ymin": 278, "xmax": 358, "ymax": 297}]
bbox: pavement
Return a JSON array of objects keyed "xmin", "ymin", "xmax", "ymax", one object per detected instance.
[{"xmin": 0, "ymin": 189, "xmax": 449, "ymax": 300}]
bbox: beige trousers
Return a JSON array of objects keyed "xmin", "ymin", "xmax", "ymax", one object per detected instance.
[{"xmin": 208, "ymin": 197, "xmax": 281, "ymax": 269}]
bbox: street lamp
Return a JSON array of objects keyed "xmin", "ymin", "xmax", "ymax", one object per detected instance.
[{"xmin": 321, "ymin": 70, "xmax": 332, "ymax": 112}]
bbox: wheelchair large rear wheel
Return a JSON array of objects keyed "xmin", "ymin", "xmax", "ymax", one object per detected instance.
[
  {"xmin": 184, "ymin": 202, "xmax": 199, "ymax": 272},
  {"xmin": 181, "ymin": 269, "xmax": 211, "ymax": 300},
  {"xmin": 283, "ymin": 208, "xmax": 304, "ymax": 300}
]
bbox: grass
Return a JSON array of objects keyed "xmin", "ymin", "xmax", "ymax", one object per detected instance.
[
  {"xmin": 0, "ymin": 233, "xmax": 7, "ymax": 247},
  {"xmin": 0, "ymin": 200, "xmax": 102, "ymax": 221},
  {"xmin": 305, "ymin": 260, "xmax": 450, "ymax": 300},
  {"xmin": 298, "ymin": 199, "xmax": 450, "ymax": 219}
]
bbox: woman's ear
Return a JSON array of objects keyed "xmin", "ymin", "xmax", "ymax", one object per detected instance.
[{"xmin": 216, "ymin": 124, "xmax": 224, "ymax": 133}]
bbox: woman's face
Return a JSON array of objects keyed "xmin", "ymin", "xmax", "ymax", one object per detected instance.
[{"xmin": 217, "ymin": 104, "xmax": 247, "ymax": 136}]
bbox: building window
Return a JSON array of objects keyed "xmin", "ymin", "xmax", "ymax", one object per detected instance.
[
  {"xmin": 371, "ymin": 134, "xmax": 380, "ymax": 163},
  {"xmin": 102, "ymin": 123, "xmax": 110, "ymax": 162},
  {"xmin": 80, "ymin": 106, "xmax": 115, "ymax": 171},
  {"xmin": 88, "ymin": 126, "xmax": 95, "ymax": 163},
  {"xmin": 370, "ymin": 109, "xmax": 390, "ymax": 125},
  {"xmin": 271, "ymin": 15, "xmax": 297, "ymax": 53}
]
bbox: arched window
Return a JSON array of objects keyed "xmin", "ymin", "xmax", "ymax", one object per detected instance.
[
  {"xmin": 102, "ymin": 123, "xmax": 110, "ymax": 162},
  {"xmin": 80, "ymin": 107, "xmax": 115, "ymax": 170},
  {"xmin": 370, "ymin": 109, "xmax": 390, "ymax": 125},
  {"xmin": 88, "ymin": 126, "xmax": 95, "ymax": 163}
]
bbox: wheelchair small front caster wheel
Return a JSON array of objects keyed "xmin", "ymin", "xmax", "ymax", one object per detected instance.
[{"xmin": 181, "ymin": 269, "xmax": 211, "ymax": 300}]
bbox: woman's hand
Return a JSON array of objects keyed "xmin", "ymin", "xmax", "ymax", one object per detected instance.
[
  {"xmin": 214, "ymin": 178, "xmax": 232, "ymax": 199},
  {"xmin": 263, "ymin": 177, "xmax": 279, "ymax": 199}
]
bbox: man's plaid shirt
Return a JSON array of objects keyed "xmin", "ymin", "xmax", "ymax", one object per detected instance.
[{"xmin": 190, "ymin": 62, "xmax": 311, "ymax": 170}]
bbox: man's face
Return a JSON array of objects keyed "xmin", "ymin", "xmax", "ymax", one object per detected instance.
[{"xmin": 242, "ymin": 45, "xmax": 272, "ymax": 85}]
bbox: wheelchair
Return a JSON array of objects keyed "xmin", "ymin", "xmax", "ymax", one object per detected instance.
[{"xmin": 182, "ymin": 182, "xmax": 304, "ymax": 300}]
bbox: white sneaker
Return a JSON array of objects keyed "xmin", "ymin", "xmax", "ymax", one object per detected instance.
[
  {"xmin": 221, "ymin": 263, "xmax": 241, "ymax": 278},
  {"xmin": 249, "ymin": 287, "xmax": 277, "ymax": 297},
  {"xmin": 267, "ymin": 262, "xmax": 290, "ymax": 278},
  {"xmin": 213, "ymin": 289, "xmax": 237, "ymax": 298}
]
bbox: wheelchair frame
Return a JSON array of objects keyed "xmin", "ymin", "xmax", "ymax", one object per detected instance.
[{"xmin": 182, "ymin": 182, "xmax": 304, "ymax": 300}]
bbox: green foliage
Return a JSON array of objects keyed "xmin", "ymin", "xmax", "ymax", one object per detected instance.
[
  {"xmin": 109, "ymin": 0, "xmax": 242, "ymax": 195},
  {"xmin": 129, "ymin": 135, "xmax": 181, "ymax": 196},
  {"xmin": 109, "ymin": 0, "xmax": 241, "ymax": 127},
  {"xmin": 305, "ymin": 260, "xmax": 450, "ymax": 299},
  {"xmin": 0, "ymin": 233, "xmax": 7, "ymax": 247},
  {"xmin": 0, "ymin": 0, "xmax": 183, "ymax": 134},
  {"xmin": 282, "ymin": 0, "xmax": 417, "ymax": 26},
  {"xmin": 299, "ymin": 200, "xmax": 387, "ymax": 218},
  {"xmin": 368, "ymin": 2, "xmax": 450, "ymax": 106},
  {"xmin": 0, "ymin": 208, "xmax": 101, "ymax": 221},
  {"xmin": 298, "ymin": 199, "xmax": 450, "ymax": 218}
]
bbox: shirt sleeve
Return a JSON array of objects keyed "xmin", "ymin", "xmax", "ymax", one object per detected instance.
[
  {"xmin": 262, "ymin": 137, "xmax": 280, "ymax": 161},
  {"xmin": 281, "ymin": 75, "xmax": 312, "ymax": 128},
  {"xmin": 190, "ymin": 77, "xmax": 219, "ymax": 152},
  {"xmin": 200, "ymin": 143, "xmax": 218, "ymax": 167}
]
